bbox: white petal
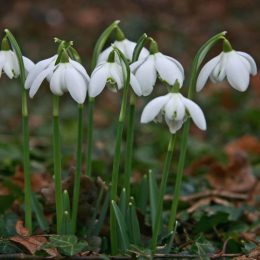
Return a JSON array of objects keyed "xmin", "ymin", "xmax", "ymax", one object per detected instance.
[
  {"xmin": 165, "ymin": 94, "xmax": 185, "ymax": 121},
  {"xmin": 25, "ymin": 55, "xmax": 57, "ymax": 89},
  {"xmin": 3, "ymin": 51, "xmax": 16, "ymax": 78},
  {"xmin": 130, "ymin": 73, "xmax": 142, "ymax": 96},
  {"xmin": 130, "ymin": 57, "xmax": 147, "ymax": 73},
  {"xmin": 115, "ymin": 39, "xmax": 135, "ymax": 60},
  {"xmin": 110, "ymin": 63, "xmax": 123, "ymax": 89},
  {"xmin": 165, "ymin": 55, "xmax": 185, "ymax": 77},
  {"xmin": 23, "ymin": 56, "xmax": 35, "ymax": 75},
  {"xmin": 29, "ymin": 66, "xmax": 54, "ymax": 98},
  {"xmin": 237, "ymin": 51, "xmax": 257, "ymax": 76},
  {"xmin": 182, "ymin": 96, "xmax": 206, "ymax": 130},
  {"xmin": 141, "ymin": 94, "xmax": 170, "ymax": 123},
  {"xmin": 0, "ymin": 52, "xmax": 5, "ymax": 77},
  {"xmin": 226, "ymin": 52, "xmax": 250, "ymax": 92},
  {"xmin": 97, "ymin": 46, "xmax": 113, "ymax": 64},
  {"xmin": 155, "ymin": 52, "xmax": 184, "ymax": 86},
  {"xmin": 65, "ymin": 65, "xmax": 87, "ymax": 104},
  {"xmin": 50, "ymin": 66, "xmax": 64, "ymax": 96},
  {"xmin": 69, "ymin": 59, "xmax": 90, "ymax": 82},
  {"xmin": 135, "ymin": 55, "xmax": 156, "ymax": 96},
  {"xmin": 165, "ymin": 117, "xmax": 183, "ymax": 134},
  {"xmin": 196, "ymin": 55, "xmax": 221, "ymax": 92},
  {"xmin": 89, "ymin": 63, "xmax": 109, "ymax": 97}
]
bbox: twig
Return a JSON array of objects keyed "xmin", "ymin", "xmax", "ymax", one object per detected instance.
[{"xmin": 180, "ymin": 190, "xmax": 248, "ymax": 201}]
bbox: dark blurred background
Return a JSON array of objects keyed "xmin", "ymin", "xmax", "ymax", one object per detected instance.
[{"xmin": 0, "ymin": 0, "xmax": 259, "ymax": 179}]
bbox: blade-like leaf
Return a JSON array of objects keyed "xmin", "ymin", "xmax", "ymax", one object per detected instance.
[
  {"xmin": 31, "ymin": 193, "xmax": 49, "ymax": 231},
  {"xmin": 111, "ymin": 200, "xmax": 129, "ymax": 252},
  {"xmin": 127, "ymin": 202, "xmax": 141, "ymax": 246},
  {"xmin": 136, "ymin": 174, "xmax": 148, "ymax": 215},
  {"xmin": 148, "ymin": 170, "xmax": 158, "ymax": 231}
]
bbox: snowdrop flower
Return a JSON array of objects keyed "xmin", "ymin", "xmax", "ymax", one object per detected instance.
[
  {"xmin": 141, "ymin": 88, "xmax": 206, "ymax": 134},
  {"xmin": 25, "ymin": 51, "xmax": 89, "ymax": 104},
  {"xmin": 131, "ymin": 40, "xmax": 184, "ymax": 96},
  {"xmin": 196, "ymin": 40, "xmax": 257, "ymax": 92},
  {"xmin": 89, "ymin": 51, "xmax": 143, "ymax": 97},
  {"xmin": 0, "ymin": 37, "xmax": 34, "ymax": 79},
  {"xmin": 97, "ymin": 28, "xmax": 149, "ymax": 63}
]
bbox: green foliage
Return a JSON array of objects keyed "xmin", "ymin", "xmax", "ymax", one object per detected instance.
[{"xmin": 42, "ymin": 235, "xmax": 88, "ymax": 256}]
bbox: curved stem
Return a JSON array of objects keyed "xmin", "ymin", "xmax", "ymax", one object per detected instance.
[
  {"xmin": 22, "ymin": 89, "xmax": 32, "ymax": 233},
  {"xmin": 168, "ymin": 32, "xmax": 226, "ymax": 231},
  {"xmin": 124, "ymin": 93, "xmax": 136, "ymax": 201},
  {"xmin": 151, "ymin": 134, "xmax": 176, "ymax": 253},
  {"xmin": 86, "ymin": 97, "xmax": 94, "ymax": 176},
  {"xmin": 4, "ymin": 29, "xmax": 32, "ymax": 233},
  {"xmin": 71, "ymin": 104, "xmax": 84, "ymax": 233},
  {"xmin": 53, "ymin": 95, "xmax": 63, "ymax": 234},
  {"xmin": 110, "ymin": 50, "xmax": 130, "ymax": 255}
]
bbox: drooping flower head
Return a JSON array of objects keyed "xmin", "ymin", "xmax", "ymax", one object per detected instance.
[
  {"xmin": 97, "ymin": 27, "xmax": 149, "ymax": 64},
  {"xmin": 0, "ymin": 36, "xmax": 34, "ymax": 79},
  {"xmin": 25, "ymin": 47, "xmax": 89, "ymax": 104},
  {"xmin": 89, "ymin": 49, "xmax": 143, "ymax": 97},
  {"xmin": 141, "ymin": 81, "xmax": 206, "ymax": 134},
  {"xmin": 196, "ymin": 39, "xmax": 257, "ymax": 92},
  {"xmin": 131, "ymin": 39, "xmax": 184, "ymax": 96}
]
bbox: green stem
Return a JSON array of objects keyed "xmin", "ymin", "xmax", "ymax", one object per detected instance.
[
  {"xmin": 4, "ymin": 29, "xmax": 33, "ymax": 233},
  {"xmin": 168, "ymin": 122, "xmax": 189, "ymax": 231},
  {"xmin": 168, "ymin": 32, "xmax": 226, "ymax": 231},
  {"xmin": 151, "ymin": 134, "xmax": 176, "ymax": 253},
  {"xmin": 22, "ymin": 89, "xmax": 32, "ymax": 233},
  {"xmin": 53, "ymin": 95, "xmax": 63, "ymax": 234},
  {"xmin": 124, "ymin": 93, "xmax": 136, "ymax": 201},
  {"xmin": 110, "ymin": 51, "xmax": 130, "ymax": 255},
  {"xmin": 71, "ymin": 104, "xmax": 84, "ymax": 233},
  {"xmin": 86, "ymin": 97, "xmax": 94, "ymax": 176}
]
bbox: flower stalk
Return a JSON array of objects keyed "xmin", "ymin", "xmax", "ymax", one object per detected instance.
[
  {"xmin": 110, "ymin": 48, "xmax": 131, "ymax": 254},
  {"xmin": 151, "ymin": 134, "xmax": 176, "ymax": 254},
  {"xmin": 124, "ymin": 93, "xmax": 136, "ymax": 201},
  {"xmin": 4, "ymin": 29, "xmax": 32, "ymax": 233},
  {"xmin": 71, "ymin": 104, "xmax": 84, "ymax": 233},
  {"xmin": 53, "ymin": 95, "xmax": 63, "ymax": 234},
  {"xmin": 168, "ymin": 31, "xmax": 227, "ymax": 231}
]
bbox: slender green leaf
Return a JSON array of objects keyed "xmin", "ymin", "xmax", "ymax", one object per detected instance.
[
  {"xmin": 111, "ymin": 200, "xmax": 129, "ymax": 252},
  {"xmin": 63, "ymin": 190, "xmax": 71, "ymax": 214},
  {"xmin": 127, "ymin": 202, "xmax": 141, "ymax": 246},
  {"xmin": 148, "ymin": 170, "xmax": 158, "ymax": 231},
  {"xmin": 88, "ymin": 186, "xmax": 104, "ymax": 236},
  {"xmin": 93, "ymin": 191, "xmax": 110, "ymax": 236},
  {"xmin": 119, "ymin": 188, "xmax": 127, "ymax": 219},
  {"xmin": 31, "ymin": 192, "xmax": 49, "ymax": 231},
  {"xmin": 136, "ymin": 174, "xmax": 148, "ymax": 215}
]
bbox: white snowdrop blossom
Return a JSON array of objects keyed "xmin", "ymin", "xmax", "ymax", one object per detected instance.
[
  {"xmin": 141, "ymin": 93, "xmax": 206, "ymax": 134},
  {"xmin": 131, "ymin": 52, "xmax": 184, "ymax": 96},
  {"xmin": 25, "ymin": 56, "xmax": 89, "ymax": 104},
  {"xmin": 97, "ymin": 39, "xmax": 149, "ymax": 64},
  {"xmin": 196, "ymin": 50, "xmax": 257, "ymax": 92},
  {"xmin": 89, "ymin": 60, "xmax": 143, "ymax": 97},
  {"xmin": 0, "ymin": 50, "xmax": 34, "ymax": 79}
]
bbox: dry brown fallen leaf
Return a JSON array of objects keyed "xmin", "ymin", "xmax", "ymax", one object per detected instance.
[
  {"xmin": 207, "ymin": 152, "xmax": 256, "ymax": 193},
  {"xmin": 225, "ymin": 135, "xmax": 260, "ymax": 157},
  {"xmin": 10, "ymin": 220, "xmax": 59, "ymax": 257}
]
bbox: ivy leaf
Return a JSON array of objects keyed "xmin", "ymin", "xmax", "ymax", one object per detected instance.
[{"xmin": 42, "ymin": 235, "xmax": 88, "ymax": 256}]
